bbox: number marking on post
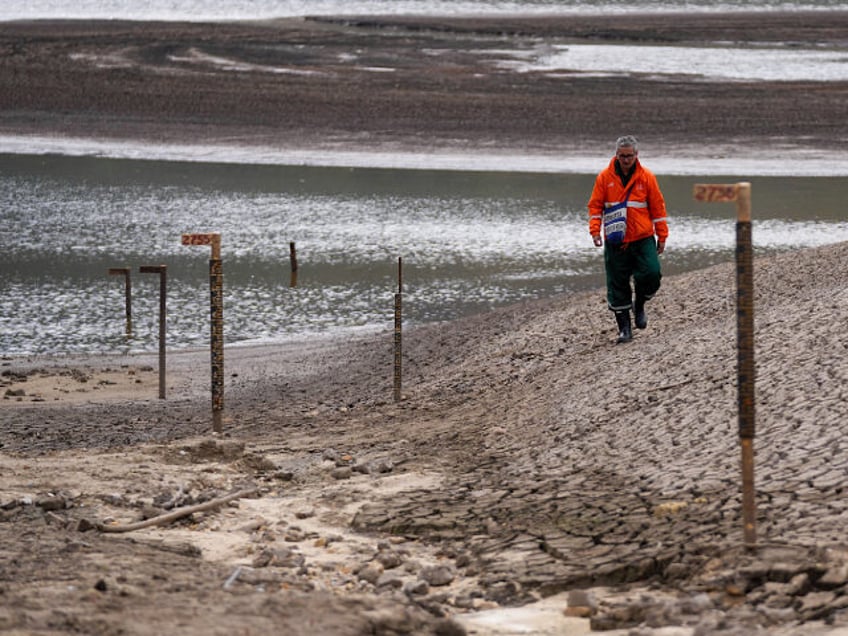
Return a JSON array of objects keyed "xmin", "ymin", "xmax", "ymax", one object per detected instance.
[{"xmin": 693, "ymin": 183, "xmax": 739, "ymax": 203}]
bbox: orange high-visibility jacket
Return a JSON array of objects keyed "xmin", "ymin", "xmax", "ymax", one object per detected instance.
[{"xmin": 588, "ymin": 157, "xmax": 669, "ymax": 244}]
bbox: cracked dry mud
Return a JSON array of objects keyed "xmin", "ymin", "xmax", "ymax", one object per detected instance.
[{"xmin": 3, "ymin": 241, "xmax": 848, "ymax": 635}]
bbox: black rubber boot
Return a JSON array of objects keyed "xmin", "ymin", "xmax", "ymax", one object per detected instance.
[
  {"xmin": 615, "ymin": 311, "xmax": 632, "ymax": 344},
  {"xmin": 634, "ymin": 296, "xmax": 647, "ymax": 330}
]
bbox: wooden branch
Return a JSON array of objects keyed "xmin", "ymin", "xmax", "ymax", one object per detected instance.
[{"xmin": 96, "ymin": 487, "xmax": 257, "ymax": 533}]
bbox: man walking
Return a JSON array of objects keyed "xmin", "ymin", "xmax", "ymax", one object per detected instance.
[{"xmin": 588, "ymin": 135, "xmax": 669, "ymax": 343}]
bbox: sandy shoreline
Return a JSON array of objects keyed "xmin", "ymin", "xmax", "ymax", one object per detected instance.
[
  {"xmin": 1, "ymin": 332, "xmax": 373, "ymax": 407},
  {"xmin": 4, "ymin": 11, "xmax": 848, "ymax": 636}
]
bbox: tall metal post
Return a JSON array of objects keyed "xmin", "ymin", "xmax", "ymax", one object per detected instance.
[
  {"xmin": 182, "ymin": 232, "xmax": 225, "ymax": 433},
  {"xmin": 734, "ymin": 183, "xmax": 756, "ymax": 548},
  {"xmin": 210, "ymin": 239, "xmax": 224, "ymax": 433},
  {"xmin": 139, "ymin": 265, "xmax": 167, "ymax": 399},
  {"xmin": 694, "ymin": 182, "xmax": 756, "ymax": 549},
  {"xmin": 394, "ymin": 257, "xmax": 403, "ymax": 402}
]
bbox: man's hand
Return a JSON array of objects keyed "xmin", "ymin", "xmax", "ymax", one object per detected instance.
[
  {"xmin": 657, "ymin": 240, "xmax": 666, "ymax": 255},
  {"xmin": 592, "ymin": 235, "xmax": 603, "ymax": 247}
]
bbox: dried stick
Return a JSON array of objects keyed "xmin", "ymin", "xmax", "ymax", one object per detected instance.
[{"xmin": 96, "ymin": 488, "xmax": 257, "ymax": 533}]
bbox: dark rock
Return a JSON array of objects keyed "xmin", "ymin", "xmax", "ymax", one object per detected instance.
[
  {"xmin": 331, "ymin": 467, "xmax": 352, "ymax": 480},
  {"xmin": 434, "ymin": 618, "xmax": 467, "ymax": 636},
  {"xmin": 35, "ymin": 495, "xmax": 67, "ymax": 511},
  {"xmin": 376, "ymin": 572, "xmax": 404, "ymax": 590},
  {"xmin": 376, "ymin": 550, "xmax": 404, "ymax": 570},
  {"xmin": 420, "ymin": 565, "xmax": 455, "ymax": 587},
  {"xmin": 77, "ymin": 518, "xmax": 96, "ymax": 532},
  {"xmin": 403, "ymin": 580, "xmax": 429, "ymax": 596}
]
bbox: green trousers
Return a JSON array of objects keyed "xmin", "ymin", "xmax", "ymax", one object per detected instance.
[{"xmin": 604, "ymin": 236, "xmax": 662, "ymax": 312}]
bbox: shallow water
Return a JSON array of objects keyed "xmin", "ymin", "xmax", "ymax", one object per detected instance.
[
  {"xmin": 1, "ymin": 153, "xmax": 847, "ymax": 356},
  {"xmin": 4, "ymin": 0, "xmax": 844, "ymax": 22},
  {"xmin": 497, "ymin": 43, "xmax": 848, "ymax": 82}
]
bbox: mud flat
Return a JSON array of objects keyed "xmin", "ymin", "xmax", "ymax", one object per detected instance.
[{"xmin": 0, "ymin": 12, "xmax": 847, "ymax": 162}]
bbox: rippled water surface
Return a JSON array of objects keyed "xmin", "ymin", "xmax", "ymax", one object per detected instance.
[
  {"xmin": 3, "ymin": 0, "xmax": 844, "ymax": 21},
  {"xmin": 1, "ymin": 154, "xmax": 847, "ymax": 356}
]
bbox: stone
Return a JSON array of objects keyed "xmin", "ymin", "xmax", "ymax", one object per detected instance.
[
  {"xmin": 35, "ymin": 495, "xmax": 67, "ymax": 511},
  {"xmin": 819, "ymin": 563, "xmax": 848, "ymax": 588},
  {"xmin": 375, "ymin": 572, "xmax": 404, "ymax": 590},
  {"xmin": 403, "ymin": 580, "xmax": 429, "ymax": 596},
  {"xmin": 799, "ymin": 591, "xmax": 837, "ymax": 613},
  {"xmin": 420, "ymin": 565, "xmax": 455, "ymax": 587},
  {"xmin": 334, "ymin": 454, "xmax": 354, "ymax": 467},
  {"xmin": 371, "ymin": 459, "xmax": 394, "ymax": 474},
  {"xmin": 376, "ymin": 550, "xmax": 404, "ymax": 570},
  {"xmin": 433, "ymin": 618, "xmax": 467, "ymax": 636},
  {"xmin": 680, "ymin": 593, "xmax": 713, "ymax": 614},
  {"xmin": 252, "ymin": 548, "xmax": 274, "ymax": 568},
  {"xmin": 357, "ymin": 563, "xmax": 384, "ymax": 585},
  {"xmin": 331, "ymin": 467, "xmax": 352, "ymax": 480},
  {"xmin": 252, "ymin": 547, "xmax": 304, "ymax": 569},
  {"xmin": 77, "ymin": 518, "xmax": 95, "ymax": 532},
  {"xmin": 787, "ymin": 572, "xmax": 810, "ymax": 595}
]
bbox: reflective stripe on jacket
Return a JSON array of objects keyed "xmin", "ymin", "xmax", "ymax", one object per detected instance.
[{"xmin": 588, "ymin": 157, "xmax": 669, "ymax": 244}]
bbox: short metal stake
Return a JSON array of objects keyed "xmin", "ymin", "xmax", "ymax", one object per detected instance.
[
  {"xmin": 289, "ymin": 241, "xmax": 298, "ymax": 288},
  {"xmin": 108, "ymin": 267, "xmax": 133, "ymax": 338},
  {"xmin": 139, "ymin": 265, "xmax": 167, "ymax": 399}
]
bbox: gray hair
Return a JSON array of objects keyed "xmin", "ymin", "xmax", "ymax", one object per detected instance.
[{"xmin": 615, "ymin": 135, "xmax": 639, "ymax": 151}]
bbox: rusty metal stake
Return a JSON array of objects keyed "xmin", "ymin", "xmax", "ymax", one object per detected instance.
[
  {"xmin": 394, "ymin": 257, "xmax": 403, "ymax": 402},
  {"xmin": 108, "ymin": 267, "xmax": 132, "ymax": 338},
  {"xmin": 694, "ymin": 182, "xmax": 756, "ymax": 550},
  {"xmin": 139, "ymin": 265, "xmax": 167, "ymax": 399},
  {"xmin": 210, "ymin": 255, "xmax": 224, "ymax": 432},
  {"xmin": 182, "ymin": 232, "xmax": 224, "ymax": 433},
  {"xmin": 735, "ymin": 183, "xmax": 756, "ymax": 549},
  {"xmin": 289, "ymin": 241, "xmax": 298, "ymax": 288}
]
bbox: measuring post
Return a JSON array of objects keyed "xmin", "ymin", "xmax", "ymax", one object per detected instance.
[
  {"xmin": 108, "ymin": 267, "xmax": 133, "ymax": 338},
  {"xmin": 139, "ymin": 265, "xmax": 167, "ymax": 399},
  {"xmin": 394, "ymin": 257, "xmax": 403, "ymax": 402},
  {"xmin": 693, "ymin": 182, "xmax": 756, "ymax": 549},
  {"xmin": 182, "ymin": 232, "xmax": 225, "ymax": 433},
  {"xmin": 289, "ymin": 241, "xmax": 298, "ymax": 288}
]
